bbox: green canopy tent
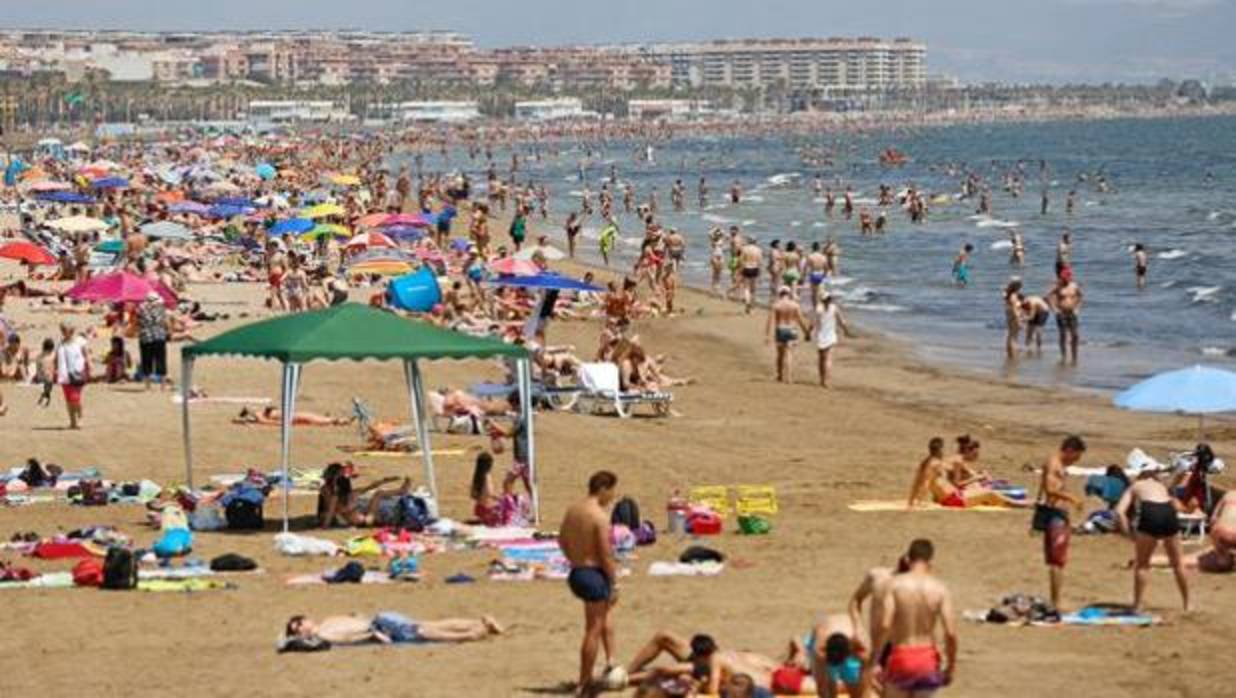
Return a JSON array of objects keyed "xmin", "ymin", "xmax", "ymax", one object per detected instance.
[{"xmin": 180, "ymin": 303, "xmax": 533, "ymax": 530}]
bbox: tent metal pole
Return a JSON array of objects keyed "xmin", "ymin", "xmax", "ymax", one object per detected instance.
[
  {"xmin": 180, "ymin": 358, "xmax": 194, "ymax": 489},
  {"xmin": 406, "ymin": 360, "xmax": 437, "ymax": 500},
  {"xmin": 280, "ymin": 363, "xmax": 301, "ymax": 534},
  {"xmin": 519, "ymin": 358, "xmax": 539, "ymax": 524}
]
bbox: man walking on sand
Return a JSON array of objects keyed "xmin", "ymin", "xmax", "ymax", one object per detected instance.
[
  {"xmin": 1037, "ymin": 435, "xmax": 1087, "ymax": 610},
  {"xmin": 767, "ymin": 287, "xmax": 810, "ymax": 383},
  {"xmin": 864, "ymin": 538, "xmax": 958, "ymax": 698},
  {"xmin": 561, "ymin": 471, "xmax": 620, "ymax": 697}
]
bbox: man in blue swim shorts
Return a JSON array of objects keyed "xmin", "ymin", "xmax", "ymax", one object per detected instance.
[{"xmin": 560, "ymin": 470, "xmax": 621, "ymax": 696}]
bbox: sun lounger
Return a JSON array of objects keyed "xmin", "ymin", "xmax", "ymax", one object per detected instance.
[{"xmin": 574, "ymin": 362, "xmax": 672, "ymax": 418}]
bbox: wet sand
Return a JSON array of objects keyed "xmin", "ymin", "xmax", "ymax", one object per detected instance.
[{"xmin": 1, "ymin": 264, "xmax": 1233, "ymax": 697}]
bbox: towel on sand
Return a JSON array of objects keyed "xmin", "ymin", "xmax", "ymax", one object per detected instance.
[{"xmin": 848, "ymin": 500, "xmax": 1017, "ymax": 513}]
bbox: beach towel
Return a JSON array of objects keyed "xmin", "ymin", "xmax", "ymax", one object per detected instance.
[
  {"xmin": 285, "ymin": 571, "xmax": 394, "ymax": 586},
  {"xmin": 136, "ymin": 578, "xmax": 235, "ymax": 593},
  {"xmin": 0, "ymin": 572, "xmax": 75, "ymax": 590},
  {"xmin": 274, "ymin": 532, "xmax": 339, "ymax": 557},
  {"xmin": 31, "ymin": 540, "xmax": 105, "ymax": 559},
  {"xmin": 343, "ymin": 449, "xmax": 466, "ymax": 458},
  {"xmin": 848, "ymin": 500, "xmax": 1018, "ymax": 513},
  {"xmin": 1061, "ymin": 605, "xmax": 1160, "ymax": 626},
  {"xmin": 172, "ymin": 395, "xmax": 272, "ymax": 405},
  {"xmin": 648, "ymin": 561, "xmax": 725, "ymax": 577}
]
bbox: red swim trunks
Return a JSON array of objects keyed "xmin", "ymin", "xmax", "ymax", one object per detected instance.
[
  {"xmin": 61, "ymin": 384, "xmax": 83, "ymax": 407},
  {"xmin": 1044, "ymin": 516, "xmax": 1071, "ymax": 568},
  {"xmin": 885, "ymin": 645, "xmax": 944, "ymax": 693},
  {"xmin": 939, "ymin": 491, "xmax": 966, "ymax": 509},
  {"xmin": 771, "ymin": 665, "xmax": 807, "ymax": 695}
]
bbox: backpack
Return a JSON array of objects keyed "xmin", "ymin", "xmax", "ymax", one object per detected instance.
[
  {"xmin": 101, "ymin": 547, "xmax": 138, "ymax": 590},
  {"xmin": 72, "ymin": 559, "xmax": 104, "ymax": 587},
  {"xmin": 396, "ymin": 496, "xmax": 432, "ymax": 532},
  {"xmin": 634, "ymin": 521, "xmax": 657, "ymax": 546},
  {"xmin": 611, "ymin": 497, "xmax": 641, "ymax": 531},
  {"xmin": 225, "ymin": 499, "xmax": 264, "ymax": 530}
]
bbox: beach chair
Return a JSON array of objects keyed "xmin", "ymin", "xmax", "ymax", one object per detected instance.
[
  {"xmin": 351, "ymin": 397, "xmax": 418, "ymax": 449},
  {"xmin": 689, "ymin": 486, "xmax": 731, "ymax": 517},
  {"xmin": 735, "ymin": 486, "xmax": 779, "ymax": 517},
  {"xmin": 468, "ymin": 379, "xmax": 581, "ymax": 413},
  {"xmin": 574, "ymin": 362, "xmax": 672, "ymax": 418}
]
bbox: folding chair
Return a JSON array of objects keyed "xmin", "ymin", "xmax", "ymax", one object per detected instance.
[
  {"xmin": 735, "ymin": 486, "xmax": 779, "ymax": 517},
  {"xmin": 689, "ymin": 485, "xmax": 731, "ymax": 517}
]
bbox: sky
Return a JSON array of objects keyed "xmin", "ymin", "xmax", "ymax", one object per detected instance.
[{"xmin": 6, "ymin": 0, "xmax": 1236, "ymax": 83}]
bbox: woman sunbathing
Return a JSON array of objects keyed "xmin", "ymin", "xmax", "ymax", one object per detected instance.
[
  {"xmin": 235, "ymin": 406, "xmax": 353, "ymax": 426},
  {"xmin": 908, "ymin": 437, "xmax": 1028, "ymax": 509}
]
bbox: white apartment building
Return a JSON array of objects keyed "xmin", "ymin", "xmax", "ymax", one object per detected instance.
[
  {"xmin": 395, "ymin": 100, "xmax": 481, "ymax": 123},
  {"xmin": 247, "ymin": 100, "xmax": 349, "ymax": 123},
  {"xmin": 514, "ymin": 97, "xmax": 588, "ymax": 121},
  {"xmin": 627, "ymin": 99, "xmax": 712, "ymax": 120},
  {"xmin": 645, "ymin": 37, "xmax": 926, "ymax": 92}
]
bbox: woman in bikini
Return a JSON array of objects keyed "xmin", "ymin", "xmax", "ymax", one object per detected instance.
[{"xmin": 235, "ymin": 406, "xmax": 352, "ymax": 426}]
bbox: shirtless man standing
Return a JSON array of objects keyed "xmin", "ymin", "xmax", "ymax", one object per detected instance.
[
  {"xmin": 738, "ymin": 239, "xmax": 763, "ymax": 314},
  {"xmin": 767, "ymin": 287, "xmax": 810, "ymax": 383},
  {"xmin": 1047, "ymin": 269, "xmax": 1083, "ymax": 365},
  {"xmin": 561, "ymin": 471, "xmax": 621, "ymax": 697},
  {"xmin": 806, "ymin": 242, "xmax": 831, "ymax": 305},
  {"xmin": 1132, "ymin": 243, "xmax": 1148, "ymax": 290},
  {"xmin": 1054, "ymin": 231, "xmax": 1072, "ymax": 278},
  {"xmin": 865, "ymin": 539, "xmax": 957, "ymax": 698},
  {"xmin": 1037, "ymin": 436, "xmax": 1087, "ymax": 610}
]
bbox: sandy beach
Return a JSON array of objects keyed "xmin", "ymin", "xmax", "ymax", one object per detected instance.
[{"xmin": 2, "ymin": 256, "xmax": 1232, "ymax": 697}]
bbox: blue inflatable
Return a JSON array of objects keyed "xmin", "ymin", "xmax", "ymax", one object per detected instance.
[
  {"xmin": 387, "ymin": 266, "xmax": 442, "ymax": 312},
  {"xmin": 255, "ymin": 163, "xmax": 277, "ymax": 181}
]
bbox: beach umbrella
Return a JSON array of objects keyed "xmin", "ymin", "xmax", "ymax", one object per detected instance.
[
  {"xmin": 36, "ymin": 191, "xmax": 97, "ymax": 204},
  {"xmin": 348, "ymin": 259, "xmax": 414, "ymax": 277},
  {"xmin": 140, "ymin": 221, "xmax": 193, "ymax": 240},
  {"xmin": 301, "ymin": 203, "xmax": 345, "ymax": 219},
  {"xmin": 358, "ymin": 212, "xmax": 393, "ymax": 228},
  {"xmin": 167, "ymin": 201, "xmax": 211, "ymax": 215},
  {"xmin": 47, "ymin": 215, "xmax": 108, "ymax": 233},
  {"xmin": 91, "ymin": 176, "xmax": 129, "ymax": 190},
  {"xmin": 255, "ymin": 163, "xmax": 277, "ymax": 181},
  {"xmin": 66, "ymin": 271, "xmax": 177, "ymax": 308},
  {"xmin": 154, "ymin": 191, "xmax": 186, "ymax": 204},
  {"xmin": 379, "ymin": 225, "xmax": 426, "ymax": 241},
  {"xmin": 515, "ymin": 245, "xmax": 566, "ymax": 261},
  {"xmin": 208, "ymin": 203, "xmax": 252, "ymax": 219},
  {"xmin": 1114, "ymin": 365, "xmax": 1236, "ymax": 437},
  {"xmin": 381, "ymin": 213, "xmax": 433, "ymax": 227},
  {"xmin": 270, "ymin": 218, "xmax": 315, "ymax": 235},
  {"xmin": 27, "ymin": 181, "xmax": 71, "ymax": 192},
  {"xmin": 328, "ymin": 174, "xmax": 362, "ymax": 187},
  {"xmin": 488, "ymin": 257, "xmax": 540, "ymax": 277},
  {"xmin": 94, "ymin": 239, "xmax": 125, "ymax": 254},
  {"xmin": 345, "ymin": 231, "xmax": 396, "ymax": 249},
  {"xmin": 0, "ymin": 241, "xmax": 57, "ymax": 266},
  {"xmin": 301, "ymin": 223, "xmax": 351, "ymax": 241},
  {"xmin": 215, "ymin": 196, "xmax": 255, "ymax": 208},
  {"xmin": 486, "ymin": 272, "xmax": 603, "ymax": 292}
]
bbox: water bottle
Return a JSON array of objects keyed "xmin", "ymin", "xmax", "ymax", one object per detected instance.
[{"xmin": 667, "ymin": 490, "xmax": 688, "ymax": 534}]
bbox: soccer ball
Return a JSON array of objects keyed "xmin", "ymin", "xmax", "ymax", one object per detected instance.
[{"xmin": 602, "ymin": 666, "xmax": 629, "ymax": 691}]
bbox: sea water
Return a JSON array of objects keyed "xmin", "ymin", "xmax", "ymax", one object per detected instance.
[{"xmin": 402, "ymin": 115, "xmax": 1236, "ymax": 391}]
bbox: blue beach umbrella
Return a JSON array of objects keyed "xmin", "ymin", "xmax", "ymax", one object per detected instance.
[
  {"xmin": 36, "ymin": 191, "xmax": 96, "ymax": 204},
  {"xmin": 270, "ymin": 218, "xmax": 315, "ymax": 235},
  {"xmin": 92, "ymin": 176, "xmax": 129, "ymax": 190},
  {"xmin": 1114, "ymin": 365, "xmax": 1236, "ymax": 437}
]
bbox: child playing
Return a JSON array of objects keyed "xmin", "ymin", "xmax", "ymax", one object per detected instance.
[
  {"xmin": 104, "ymin": 336, "xmax": 132, "ymax": 384},
  {"xmin": 35, "ymin": 338, "xmax": 56, "ymax": 408}
]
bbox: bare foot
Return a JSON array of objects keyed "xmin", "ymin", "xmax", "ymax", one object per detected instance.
[{"xmin": 481, "ymin": 615, "xmax": 504, "ymax": 636}]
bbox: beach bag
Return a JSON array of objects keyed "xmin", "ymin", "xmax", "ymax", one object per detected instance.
[
  {"xmin": 327, "ymin": 561, "xmax": 366, "ymax": 584},
  {"xmin": 611, "ymin": 497, "xmax": 641, "ymax": 531},
  {"xmin": 344, "ymin": 536, "xmax": 383, "ymax": 557},
  {"xmin": 72, "ymin": 559, "xmax": 104, "ymax": 587},
  {"xmin": 210, "ymin": 553, "xmax": 257, "ymax": 572},
  {"xmin": 634, "ymin": 521, "xmax": 657, "ymax": 546},
  {"xmin": 686, "ymin": 511, "xmax": 722, "ymax": 536},
  {"xmin": 737, "ymin": 515, "xmax": 772, "ymax": 535},
  {"xmin": 396, "ymin": 495, "xmax": 432, "ymax": 532},
  {"xmin": 680, "ymin": 545, "xmax": 725, "ymax": 564},
  {"xmin": 225, "ymin": 499, "xmax": 264, "ymax": 530},
  {"xmin": 101, "ymin": 547, "xmax": 138, "ymax": 590}
]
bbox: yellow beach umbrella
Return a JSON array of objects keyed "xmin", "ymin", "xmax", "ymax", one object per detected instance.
[
  {"xmin": 329, "ymin": 174, "xmax": 362, "ymax": 187},
  {"xmin": 301, "ymin": 203, "xmax": 346, "ymax": 219}
]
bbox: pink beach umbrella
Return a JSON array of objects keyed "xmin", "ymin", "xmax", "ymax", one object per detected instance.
[
  {"xmin": 66, "ymin": 271, "xmax": 178, "ymax": 308},
  {"xmin": 346, "ymin": 231, "xmax": 397, "ymax": 250},
  {"xmin": 488, "ymin": 257, "xmax": 540, "ymax": 276}
]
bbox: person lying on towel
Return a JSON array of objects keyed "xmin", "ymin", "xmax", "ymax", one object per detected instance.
[
  {"xmin": 234, "ymin": 406, "xmax": 352, "ymax": 427},
  {"xmin": 278, "ymin": 612, "xmax": 503, "ymax": 652}
]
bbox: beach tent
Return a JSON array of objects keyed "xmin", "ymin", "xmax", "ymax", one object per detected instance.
[{"xmin": 180, "ymin": 303, "xmax": 535, "ymax": 530}]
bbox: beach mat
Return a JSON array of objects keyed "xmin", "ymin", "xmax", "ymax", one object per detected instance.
[
  {"xmin": 848, "ymin": 500, "xmax": 1018, "ymax": 513},
  {"xmin": 172, "ymin": 395, "xmax": 272, "ymax": 405},
  {"xmin": 285, "ymin": 571, "xmax": 395, "ymax": 585},
  {"xmin": 344, "ymin": 449, "xmax": 467, "ymax": 458}
]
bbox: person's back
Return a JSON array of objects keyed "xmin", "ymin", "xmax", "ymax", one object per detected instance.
[
  {"xmin": 560, "ymin": 499, "xmax": 604, "ymax": 568},
  {"xmin": 887, "ymin": 572, "xmax": 947, "ymax": 647},
  {"xmin": 872, "ymin": 539, "xmax": 956, "ymax": 698}
]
